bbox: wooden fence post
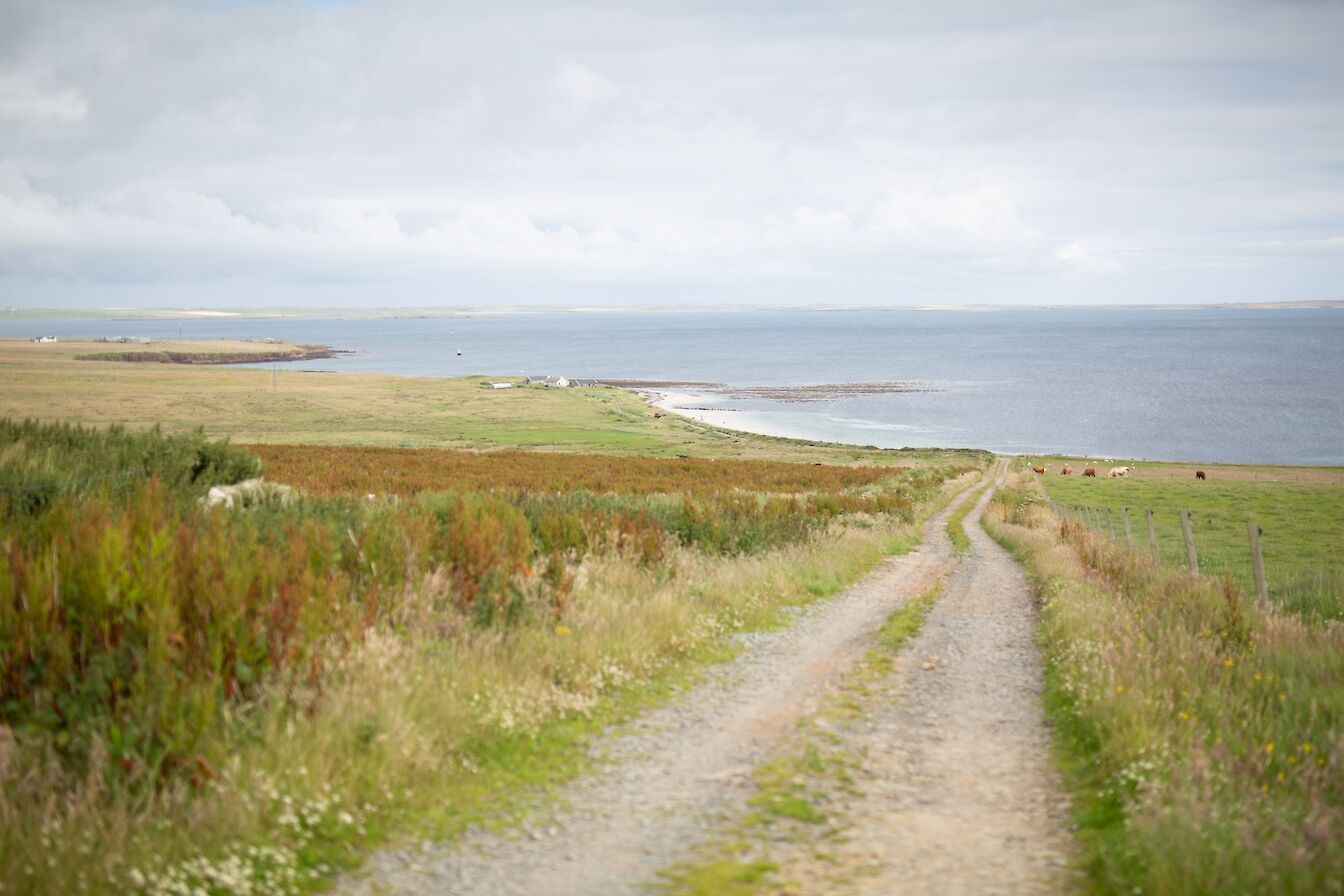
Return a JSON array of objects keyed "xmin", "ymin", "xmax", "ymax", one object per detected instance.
[
  {"xmin": 1146, "ymin": 509, "xmax": 1159, "ymax": 563},
  {"xmin": 1180, "ymin": 509, "xmax": 1198, "ymax": 574},
  {"xmin": 1122, "ymin": 507, "xmax": 1134, "ymax": 550},
  {"xmin": 1248, "ymin": 520, "xmax": 1269, "ymax": 611}
]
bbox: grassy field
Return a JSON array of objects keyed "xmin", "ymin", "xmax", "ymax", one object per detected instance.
[
  {"xmin": 0, "ymin": 339, "xmax": 972, "ymax": 465},
  {"xmin": 985, "ymin": 474, "xmax": 1344, "ymax": 894},
  {"xmin": 1026, "ymin": 457, "xmax": 1344, "ymax": 619},
  {"xmin": 1, "ymin": 420, "xmax": 979, "ymax": 896}
]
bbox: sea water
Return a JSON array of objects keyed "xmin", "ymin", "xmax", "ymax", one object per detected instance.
[{"xmin": 4, "ymin": 308, "xmax": 1342, "ymax": 464}]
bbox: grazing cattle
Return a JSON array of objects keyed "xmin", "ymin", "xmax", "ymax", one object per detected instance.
[
  {"xmin": 1083, "ymin": 468, "xmax": 1097, "ymax": 477},
  {"xmin": 1196, "ymin": 470, "xmax": 1207, "ymax": 480},
  {"xmin": 1109, "ymin": 466, "xmax": 1130, "ymax": 478},
  {"xmin": 1032, "ymin": 465, "xmax": 1046, "ymax": 475},
  {"xmin": 1061, "ymin": 466, "xmax": 1074, "ymax": 476}
]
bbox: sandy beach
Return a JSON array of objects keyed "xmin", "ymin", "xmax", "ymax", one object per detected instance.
[{"xmin": 641, "ymin": 388, "xmax": 828, "ymax": 442}]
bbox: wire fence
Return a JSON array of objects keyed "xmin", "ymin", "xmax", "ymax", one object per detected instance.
[{"xmin": 1049, "ymin": 499, "xmax": 1279, "ymax": 607}]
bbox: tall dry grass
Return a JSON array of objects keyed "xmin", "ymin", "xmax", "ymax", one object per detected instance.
[
  {"xmin": 984, "ymin": 474, "xmax": 1344, "ymax": 894},
  {"xmin": 2, "ymin": 517, "xmax": 912, "ymax": 896},
  {"xmin": 248, "ymin": 442, "xmax": 905, "ymax": 497},
  {"xmin": 2, "ymin": 423, "xmax": 972, "ymax": 895}
]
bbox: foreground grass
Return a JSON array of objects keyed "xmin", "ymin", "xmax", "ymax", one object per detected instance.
[
  {"xmin": 5, "ymin": 523, "xmax": 912, "ymax": 894},
  {"xmin": 658, "ymin": 583, "xmax": 945, "ymax": 896},
  {"xmin": 984, "ymin": 473, "xmax": 1344, "ymax": 894},
  {"xmin": 1032, "ymin": 461, "xmax": 1344, "ymax": 620},
  {"xmin": 0, "ymin": 339, "xmax": 983, "ymax": 467}
]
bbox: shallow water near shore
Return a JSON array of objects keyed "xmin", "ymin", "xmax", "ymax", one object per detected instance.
[{"xmin": 5, "ymin": 308, "xmax": 1343, "ymax": 464}]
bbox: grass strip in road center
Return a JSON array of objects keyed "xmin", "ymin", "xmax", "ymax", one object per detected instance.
[{"xmin": 946, "ymin": 477, "xmax": 994, "ymax": 556}]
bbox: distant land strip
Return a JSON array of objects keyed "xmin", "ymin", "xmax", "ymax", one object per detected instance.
[{"xmin": 75, "ymin": 344, "xmax": 344, "ymax": 365}]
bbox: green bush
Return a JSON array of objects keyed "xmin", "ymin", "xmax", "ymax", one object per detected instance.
[{"xmin": 0, "ymin": 418, "xmax": 261, "ymax": 516}]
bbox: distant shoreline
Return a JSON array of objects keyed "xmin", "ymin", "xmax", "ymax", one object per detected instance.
[{"xmin": 3, "ymin": 300, "xmax": 1342, "ymax": 321}]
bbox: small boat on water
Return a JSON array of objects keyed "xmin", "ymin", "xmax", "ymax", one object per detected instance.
[{"xmin": 456, "ymin": 349, "xmax": 463, "ymax": 356}]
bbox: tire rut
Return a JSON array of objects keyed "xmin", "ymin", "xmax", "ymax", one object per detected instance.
[{"xmin": 336, "ymin": 476, "xmax": 987, "ymax": 896}]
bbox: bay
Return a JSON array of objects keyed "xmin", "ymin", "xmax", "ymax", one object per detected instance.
[{"xmin": 4, "ymin": 308, "xmax": 1342, "ymax": 465}]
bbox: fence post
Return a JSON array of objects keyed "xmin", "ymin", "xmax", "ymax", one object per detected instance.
[
  {"xmin": 1146, "ymin": 509, "xmax": 1159, "ymax": 562},
  {"xmin": 1248, "ymin": 520, "xmax": 1269, "ymax": 611},
  {"xmin": 1122, "ymin": 507, "xmax": 1134, "ymax": 550},
  {"xmin": 1180, "ymin": 509, "xmax": 1198, "ymax": 574}
]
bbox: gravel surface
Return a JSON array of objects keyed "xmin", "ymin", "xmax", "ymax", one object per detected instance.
[
  {"xmin": 335, "ymin": 478, "xmax": 982, "ymax": 896},
  {"xmin": 766, "ymin": 459, "xmax": 1075, "ymax": 894}
]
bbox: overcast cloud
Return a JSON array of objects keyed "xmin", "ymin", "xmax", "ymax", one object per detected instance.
[{"xmin": 1, "ymin": 0, "xmax": 1342, "ymax": 307}]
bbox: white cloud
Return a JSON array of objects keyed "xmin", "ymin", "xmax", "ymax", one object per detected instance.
[{"xmin": 0, "ymin": 0, "xmax": 1341, "ymax": 306}]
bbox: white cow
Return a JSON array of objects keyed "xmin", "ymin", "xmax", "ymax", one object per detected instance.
[{"xmin": 1109, "ymin": 466, "xmax": 1131, "ymax": 478}]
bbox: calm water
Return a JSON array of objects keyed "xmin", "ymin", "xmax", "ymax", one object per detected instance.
[{"xmin": 5, "ymin": 309, "xmax": 1343, "ymax": 464}]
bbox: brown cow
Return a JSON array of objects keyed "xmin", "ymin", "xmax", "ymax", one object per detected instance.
[
  {"xmin": 1195, "ymin": 470, "xmax": 1207, "ymax": 480},
  {"xmin": 1061, "ymin": 466, "xmax": 1074, "ymax": 475},
  {"xmin": 1083, "ymin": 468, "xmax": 1097, "ymax": 477},
  {"xmin": 1032, "ymin": 465, "xmax": 1046, "ymax": 475}
]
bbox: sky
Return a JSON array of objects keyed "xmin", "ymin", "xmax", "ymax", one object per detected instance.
[{"xmin": 1, "ymin": 0, "xmax": 1342, "ymax": 309}]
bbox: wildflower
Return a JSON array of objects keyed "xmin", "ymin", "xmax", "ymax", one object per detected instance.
[
  {"xmin": 1223, "ymin": 658, "xmax": 1235, "ymax": 668},
  {"xmin": 1301, "ymin": 743, "xmax": 1313, "ymax": 753},
  {"xmin": 1265, "ymin": 742, "xmax": 1274, "ymax": 753},
  {"xmin": 1115, "ymin": 685, "xmax": 1125, "ymax": 694},
  {"xmin": 554, "ymin": 625, "xmax": 572, "ymax": 636}
]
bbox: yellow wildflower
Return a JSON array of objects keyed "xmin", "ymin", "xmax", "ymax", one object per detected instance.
[
  {"xmin": 1265, "ymin": 742, "xmax": 1275, "ymax": 753},
  {"xmin": 554, "ymin": 625, "xmax": 572, "ymax": 636}
]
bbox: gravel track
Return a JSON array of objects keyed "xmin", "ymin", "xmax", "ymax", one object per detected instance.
[
  {"xmin": 336, "ymin": 476, "xmax": 985, "ymax": 896},
  {"xmin": 770, "ymin": 459, "xmax": 1075, "ymax": 894}
]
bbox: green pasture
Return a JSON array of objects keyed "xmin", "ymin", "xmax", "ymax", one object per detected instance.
[
  {"xmin": 1034, "ymin": 467, "xmax": 1344, "ymax": 619},
  {"xmin": 0, "ymin": 339, "xmax": 982, "ymax": 467}
]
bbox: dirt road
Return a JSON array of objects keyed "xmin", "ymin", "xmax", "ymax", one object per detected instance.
[
  {"xmin": 750, "ymin": 459, "xmax": 1075, "ymax": 894},
  {"xmin": 339, "ymin": 464, "xmax": 1073, "ymax": 894}
]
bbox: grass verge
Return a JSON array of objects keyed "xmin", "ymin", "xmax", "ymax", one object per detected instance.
[{"xmin": 983, "ymin": 472, "xmax": 1344, "ymax": 894}]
